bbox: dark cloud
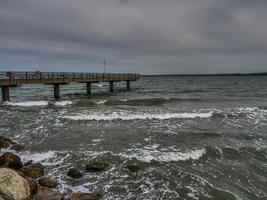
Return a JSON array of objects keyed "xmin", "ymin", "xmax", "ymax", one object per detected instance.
[{"xmin": 0, "ymin": 0, "xmax": 266, "ymax": 74}]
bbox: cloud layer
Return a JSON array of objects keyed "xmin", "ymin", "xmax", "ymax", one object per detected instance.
[{"xmin": 0, "ymin": 0, "xmax": 267, "ymax": 74}]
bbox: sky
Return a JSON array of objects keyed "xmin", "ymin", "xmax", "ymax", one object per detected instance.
[{"xmin": 0, "ymin": 0, "xmax": 267, "ymax": 75}]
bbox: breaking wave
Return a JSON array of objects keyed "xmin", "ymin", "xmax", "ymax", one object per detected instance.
[
  {"xmin": 61, "ymin": 111, "xmax": 214, "ymax": 121},
  {"xmin": 119, "ymin": 148, "xmax": 206, "ymax": 162},
  {"xmin": 2, "ymin": 100, "xmax": 73, "ymax": 107}
]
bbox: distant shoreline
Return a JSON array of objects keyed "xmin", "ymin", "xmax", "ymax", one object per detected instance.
[{"xmin": 142, "ymin": 72, "xmax": 267, "ymax": 76}]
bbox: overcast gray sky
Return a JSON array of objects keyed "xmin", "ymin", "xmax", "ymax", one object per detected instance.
[{"xmin": 0, "ymin": 0, "xmax": 267, "ymax": 74}]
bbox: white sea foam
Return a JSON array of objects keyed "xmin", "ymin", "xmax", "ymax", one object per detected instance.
[
  {"xmin": 54, "ymin": 101, "xmax": 73, "ymax": 106},
  {"xmin": 94, "ymin": 100, "xmax": 107, "ymax": 105},
  {"xmin": 3, "ymin": 101, "xmax": 49, "ymax": 107},
  {"xmin": 119, "ymin": 148, "xmax": 206, "ymax": 162},
  {"xmin": 19, "ymin": 151, "xmax": 56, "ymax": 164},
  {"xmin": 2, "ymin": 100, "xmax": 73, "ymax": 107},
  {"xmin": 61, "ymin": 111, "xmax": 213, "ymax": 121}
]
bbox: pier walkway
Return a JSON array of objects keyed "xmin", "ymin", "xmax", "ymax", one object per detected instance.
[{"xmin": 0, "ymin": 71, "xmax": 140, "ymax": 101}]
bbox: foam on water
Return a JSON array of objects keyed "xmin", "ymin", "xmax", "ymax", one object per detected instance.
[
  {"xmin": 19, "ymin": 151, "xmax": 56, "ymax": 164},
  {"xmin": 3, "ymin": 101, "xmax": 49, "ymax": 107},
  {"xmin": 2, "ymin": 100, "xmax": 73, "ymax": 107},
  {"xmin": 61, "ymin": 111, "xmax": 213, "ymax": 121},
  {"xmin": 119, "ymin": 148, "xmax": 206, "ymax": 162},
  {"xmin": 54, "ymin": 101, "xmax": 73, "ymax": 106}
]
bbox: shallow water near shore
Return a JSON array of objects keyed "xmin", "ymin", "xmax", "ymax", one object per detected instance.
[{"xmin": 0, "ymin": 75, "xmax": 267, "ymax": 199}]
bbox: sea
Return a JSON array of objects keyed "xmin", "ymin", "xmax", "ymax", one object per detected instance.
[{"xmin": 0, "ymin": 75, "xmax": 266, "ymax": 200}]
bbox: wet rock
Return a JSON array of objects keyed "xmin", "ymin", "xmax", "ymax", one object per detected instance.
[
  {"xmin": 9, "ymin": 143, "xmax": 25, "ymax": 151},
  {"xmin": 125, "ymin": 160, "xmax": 142, "ymax": 173},
  {"xmin": 39, "ymin": 177, "xmax": 58, "ymax": 188},
  {"xmin": 31, "ymin": 163, "xmax": 45, "ymax": 170},
  {"xmin": 67, "ymin": 168, "xmax": 83, "ymax": 179},
  {"xmin": 20, "ymin": 166, "xmax": 44, "ymax": 179},
  {"xmin": 31, "ymin": 186, "xmax": 64, "ymax": 200},
  {"xmin": 125, "ymin": 163, "xmax": 141, "ymax": 172},
  {"xmin": 0, "ymin": 140, "xmax": 9, "ymax": 149},
  {"xmin": 68, "ymin": 192, "xmax": 101, "ymax": 200},
  {"xmin": 24, "ymin": 160, "xmax": 33, "ymax": 166},
  {"xmin": 34, "ymin": 186, "xmax": 52, "ymax": 195},
  {"xmin": 0, "ymin": 168, "xmax": 31, "ymax": 200},
  {"xmin": 85, "ymin": 161, "xmax": 109, "ymax": 172},
  {"xmin": 25, "ymin": 177, "xmax": 38, "ymax": 194},
  {"xmin": 0, "ymin": 152, "xmax": 23, "ymax": 170},
  {"xmin": 0, "ymin": 136, "xmax": 13, "ymax": 149}
]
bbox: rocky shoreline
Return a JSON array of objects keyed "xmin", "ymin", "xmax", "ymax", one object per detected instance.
[{"xmin": 0, "ymin": 136, "xmax": 141, "ymax": 200}]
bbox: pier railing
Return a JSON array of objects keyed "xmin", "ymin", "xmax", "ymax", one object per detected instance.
[
  {"xmin": 0, "ymin": 71, "xmax": 140, "ymax": 101},
  {"xmin": 0, "ymin": 71, "xmax": 140, "ymax": 86}
]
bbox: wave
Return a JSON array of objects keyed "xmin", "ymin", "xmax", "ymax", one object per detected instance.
[
  {"xmin": 61, "ymin": 111, "xmax": 214, "ymax": 121},
  {"xmin": 211, "ymin": 107, "xmax": 267, "ymax": 120},
  {"xmin": 2, "ymin": 100, "xmax": 73, "ymax": 107},
  {"xmin": 19, "ymin": 151, "xmax": 56, "ymax": 164},
  {"xmin": 0, "ymin": 97, "xmax": 202, "ymax": 107},
  {"xmin": 119, "ymin": 148, "xmax": 206, "ymax": 162},
  {"xmin": 74, "ymin": 98, "xmax": 176, "ymax": 106}
]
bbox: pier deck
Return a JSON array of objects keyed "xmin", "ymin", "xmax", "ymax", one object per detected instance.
[{"xmin": 0, "ymin": 71, "xmax": 140, "ymax": 101}]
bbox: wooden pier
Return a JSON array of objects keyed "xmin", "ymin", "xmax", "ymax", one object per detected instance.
[{"xmin": 0, "ymin": 71, "xmax": 140, "ymax": 102}]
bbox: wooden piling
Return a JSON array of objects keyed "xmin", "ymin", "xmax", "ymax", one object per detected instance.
[
  {"xmin": 110, "ymin": 81, "xmax": 114, "ymax": 92},
  {"xmin": 1, "ymin": 86, "xmax": 10, "ymax": 102},
  {"xmin": 127, "ymin": 80, "xmax": 130, "ymax": 91},
  {"xmin": 86, "ymin": 82, "xmax": 92, "ymax": 95},
  {"xmin": 54, "ymin": 84, "xmax": 60, "ymax": 100}
]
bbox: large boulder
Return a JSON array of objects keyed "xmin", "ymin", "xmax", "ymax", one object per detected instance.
[
  {"xmin": 20, "ymin": 166, "xmax": 44, "ymax": 179},
  {"xmin": 38, "ymin": 177, "xmax": 58, "ymax": 189},
  {"xmin": 68, "ymin": 192, "xmax": 101, "ymax": 200},
  {"xmin": 67, "ymin": 168, "xmax": 83, "ymax": 179},
  {"xmin": 31, "ymin": 186, "xmax": 64, "ymax": 200},
  {"xmin": 85, "ymin": 162, "xmax": 109, "ymax": 172},
  {"xmin": 0, "ymin": 152, "xmax": 23, "ymax": 170},
  {"xmin": 25, "ymin": 177, "xmax": 38, "ymax": 194},
  {"xmin": 0, "ymin": 168, "xmax": 31, "ymax": 200}
]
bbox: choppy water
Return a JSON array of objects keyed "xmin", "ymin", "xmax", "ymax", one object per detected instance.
[{"xmin": 0, "ymin": 75, "xmax": 267, "ymax": 200}]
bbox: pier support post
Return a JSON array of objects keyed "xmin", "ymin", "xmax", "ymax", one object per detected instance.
[
  {"xmin": 86, "ymin": 82, "xmax": 92, "ymax": 95},
  {"xmin": 53, "ymin": 84, "xmax": 60, "ymax": 100},
  {"xmin": 1, "ymin": 86, "xmax": 10, "ymax": 102},
  {"xmin": 110, "ymin": 81, "xmax": 114, "ymax": 92},
  {"xmin": 126, "ymin": 80, "xmax": 130, "ymax": 91}
]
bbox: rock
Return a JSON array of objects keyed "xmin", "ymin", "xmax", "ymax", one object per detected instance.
[
  {"xmin": 25, "ymin": 177, "xmax": 38, "ymax": 194},
  {"xmin": 68, "ymin": 192, "xmax": 101, "ymax": 200},
  {"xmin": 0, "ymin": 140, "xmax": 9, "ymax": 149},
  {"xmin": 24, "ymin": 160, "xmax": 33, "ymax": 166},
  {"xmin": 20, "ymin": 166, "xmax": 44, "ymax": 179},
  {"xmin": 31, "ymin": 186, "xmax": 64, "ymax": 200},
  {"xmin": 31, "ymin": 163, "xmax": 45, "ymax": 170},
  {"xmin": 125, "ymin": 163, "xmax": 141, "ymax": 173},
  {"xmin": 9, "ymin": 144, "xmax": 25, "ymax": 151},
  {"xmin": 0, "ymin": 152, "xmax": 23, "ymax": 170},
  {"xmin": 34, "ymin": 186, "xmax": 52, "ymax": 195},
  {"xmin": 0, "ymin": 168, "xmax": 31, "ymax": 200},
  {"xmin": 39, "ymin": 177, "xmax": 58, "ymax": 188},
  {"xmin": 0, "ymin": 136, "xmax": 13, "ymax": 143},
  {"xmin": 0, "ymin": 136, "xmax": 13, "ymax": 149},
  {"xmin": 0, "ymin": 195, "xmax": 5, "ymax": 200},
  {"xmin": 85, "ymin": 161, "xmax": 109, "ymax": 172},
  {"xmin": 67, "ymin": 168, "xmax": 83, "ymax": 179}
]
